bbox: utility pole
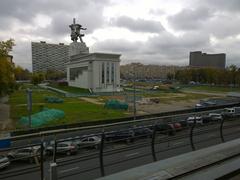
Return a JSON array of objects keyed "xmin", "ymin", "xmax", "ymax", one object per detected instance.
[
  {"xmin": 133, "ymin": 67, "xmax": 136, "ymax": 120},
  {"xmin": 26, "ymin": 88, "xmax": 32, "ymax": 128}
]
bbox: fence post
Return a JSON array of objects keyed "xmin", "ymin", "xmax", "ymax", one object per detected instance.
[
  {"xmin": 53, "ymin": 134, "xmax": 57, "ymax": 163},
  {"xmin": 151, "ymin": 125, "xmax": 157, "ymax": 162},
  {"xmin": 220, "ymin": 118, "xmax": 225, "ymax": 142},
  {"xmin": 99, "ymin": 130, "xmax": 105, "ymax": 177},
  {"xmin": 40, "ymin": 136, "xmax": 44, "ymax": 180},
  {"xmin": 50, "ymin": 162, "xmax": 58, "ymax": 180},
  {"xmin": 190, "ymin": 118, "xmax": 196, "ymax": 151}
]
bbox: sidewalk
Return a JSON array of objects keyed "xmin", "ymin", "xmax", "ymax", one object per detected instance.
[{"xmin": 182, "ymin": 89, "xmax": 226, "ymax": 97}]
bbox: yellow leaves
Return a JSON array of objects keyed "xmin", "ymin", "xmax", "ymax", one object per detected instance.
[
  {"xmin": 0, "ymin": 39, "xmax": 15, "ymax": 57},
  {"xmin": 0, "ymin": 56, "xmax": 15, "ymax": 95}
]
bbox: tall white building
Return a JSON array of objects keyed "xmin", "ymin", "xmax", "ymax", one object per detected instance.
[{"xmin": 32, "ymin": 41, "xmax": 69, "ymax": 72}]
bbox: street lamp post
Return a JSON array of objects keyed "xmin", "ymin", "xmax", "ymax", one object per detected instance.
[
  {"xmin": 26, "ymin": 88, "xmax": 32, "ymax": 128},
  {"xmin": 133, "ymin": 68, "xmax": 136, "ymax": 120}
]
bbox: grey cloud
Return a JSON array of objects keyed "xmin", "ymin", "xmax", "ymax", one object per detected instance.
[
  {"xmin": 11, "ymin": 41, "xmax": 32, "ymax": 70},
  {"xmin": 168, "ymin": 5, "xmax": 240, "ymax": 39},
  {"xmin": 204, "ymin": 15, "xmax": 240, "ymax": 38},
  {"xmin": 0, "ymin": 0, "xmax": 106, "ymax": 21},
  {"xmin": 145, "ymin": 32, "xmax": 210, "ymax": 55},
  {"xmin": 50, "ymin": 1, "xmax": 106, "ymax": 36},
  {"xmin": 168, "ymin": 7, "xmax": 212, "ymax": 31},
  {"xmin": 148, "ymin": 9, "xmax": 165, "ymax": 16},
  {"xmin": 92, "ymin": 39, "xmax": 141, "ymax": 53},
  {"xmin": 92, "ymin": 31, "xmax": 211, "ymax": 65},
  {"xmin": 0, "ymin": 0, "xmax": 32, "ymax": 22},
  {"xmin": 0, "ymin": 0, "xmax": 108, "ymax": 34},
  {"xmin": 209, "ymin": 37, "xmax": 240, "ymax": 66},
  {"xmin": 111, "ymin": 16, "xmax": 164, "ymax": 33},
  {"xmin": 198, "ymin": 0, "xmax": 240, "ymax": 12}
]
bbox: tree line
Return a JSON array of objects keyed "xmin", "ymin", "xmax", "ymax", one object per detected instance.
[{"xmin": 174, "ymin": 65, "xmax": 240, "ymax": 86}]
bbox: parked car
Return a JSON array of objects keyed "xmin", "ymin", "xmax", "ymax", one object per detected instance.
[
  {"xmin": 172, "ymin": 122, "xmax": 182, "ymax": 131},
  {"xmin": 74, "ymin": 136, "xmax": 101, "ymax": 149},
  {"xmin": 0, "ymin": 155, "xmax": 10, "ymax": 169},
  {"xmin": 132, "ymin": 127, "xmax": 153, "ymax": 138},
  {"xmin": 178, "ymin": 120, "xmax": 188, "ymax": 128},
  {"xmin": 195, "ymin": 103, "xmax": 204, "ymax": 108},
  {"xmin": 187, "ymin": 116, "xmax": 203, "ymax": 125},
  {"xmin": 201, "ymin": 115, "xmax": 211, "ymax": 124},
  {"xmin": 195, "ymin": 101, "xmax": 216, "ymax": 108},
  {"xmin": 105, "ymin": 129, "xmax": 135, "ymax": 143},
  {"xmin": 46, "ymin": 141, "xmax": 78, "ymax": 156},
  {"xmin": 153, "ymin": 124, "xmax": 176, "ymax": 136},
  {"xmin": 222, "ymin": 108, "xmax": 235, "ymax": 118},
  {"xmin": 208, "ymin": 113, "xmax": 223, "ymax": 121},
  {"xmin": 222, "ymin": 107, "xmax": 240, "ymax": 118},
  {"xmin": 8, "ymin": 146, "xmax": 44, "ymax": 163}
]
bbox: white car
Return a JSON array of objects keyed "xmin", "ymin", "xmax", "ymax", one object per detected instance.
[
  {"xmin": 7, "ymin": 146, "xmax": 44, "ymax": 163},
  {"xmin": 187, "ymin": 116, "xmax": 203, "ymax": 125},
  {"xmin": 208, "ymin": 113, "xmax": 223, "ymax": 121},
  {"xmin": 195, "ymin": 103, "xmax": 204, "ymax": 108},
  {"xmin": 46, "ymin": 141, "xmax": 78, "ymax": 156},
  {"xmin": 0, "ymin": 155, "xmax": 10, "ymax": 169},
  {"xmin": 74, "ymin": 136, "xmax": 101, "ymax": 149}
]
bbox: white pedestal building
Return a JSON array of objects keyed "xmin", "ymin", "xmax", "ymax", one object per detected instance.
[{"xmin": 67, "ymin": 19, "xmax": 121, "ymax": 93}]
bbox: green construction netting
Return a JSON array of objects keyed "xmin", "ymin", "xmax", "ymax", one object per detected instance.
[
  {"xmin": 104, "ymin": 99, "xmax": 128, "ymax": 110},
  {"xmin": 19, "ymin": 108, "xmax": 65, "ymax": 128},
  {"xmin": 45, "ymin": 96, "xmax": 64, "ymax": 103}
]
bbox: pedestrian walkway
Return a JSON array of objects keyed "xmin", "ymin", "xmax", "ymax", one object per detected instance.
[
  {"xmin": 182, "ymin": 89, "xmax": 226, "ymax": 97},
  {"xmin": 79, "ymin": 97, "xmax": 104, "ymax": 105}
]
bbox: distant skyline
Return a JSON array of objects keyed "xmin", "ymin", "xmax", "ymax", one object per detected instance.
[{"xmin": 0, "ymin": 0, "xmax": 240, "ymax": 70}]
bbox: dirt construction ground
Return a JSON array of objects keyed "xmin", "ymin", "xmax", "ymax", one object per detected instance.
[{"xmin": 135, "ymin": 99, "xmax": 199, "ymax": 115}]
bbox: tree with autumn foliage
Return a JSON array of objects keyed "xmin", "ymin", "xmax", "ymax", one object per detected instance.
[
  {"xmin": 14, "ymin": 65, "xmax": 31, "ymax": 81},
  {"xmin": 0, "ymin": 39, "xmax": 16, "ymax": 96}
]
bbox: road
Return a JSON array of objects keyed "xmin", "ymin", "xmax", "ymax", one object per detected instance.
[{"xmin": 1, "ymin": 119, "xmax": 240, "ymax": 180}]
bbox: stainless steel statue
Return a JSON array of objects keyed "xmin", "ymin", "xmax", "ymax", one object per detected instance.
[{"xmin": 69, "ymin": 18, "xmax": 87, "ymax": 43}]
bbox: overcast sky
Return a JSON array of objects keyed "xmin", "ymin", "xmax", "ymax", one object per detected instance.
[{"xmin": 1, "ymin": 0, "xmax": 240, "ymax": 70}]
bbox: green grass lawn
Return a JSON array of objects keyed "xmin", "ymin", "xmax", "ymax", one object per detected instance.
[
  {"xmin": 9, "ymin": 86, "xmax": 128, "ymax": 129},
  {"xmin": 9, "ymin": 89, "xmax": 60, "ymax": 105},
  {"xmin": 183, "ymin": 85, "xmax": 240, "ymax": 93},
  {"xmin": 49, "ymin": 84, "xmax": 90, "ymax": 94}
]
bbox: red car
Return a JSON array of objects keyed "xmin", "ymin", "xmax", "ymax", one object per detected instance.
[{"xmin": 168, "ymin": 123, "xmax": 182, "ymax": 131}]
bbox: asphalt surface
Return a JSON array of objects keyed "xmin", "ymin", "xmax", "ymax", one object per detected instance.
[{"xmin": 1, "ymin": 118, "xmax": 240, "ymax": 180}]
